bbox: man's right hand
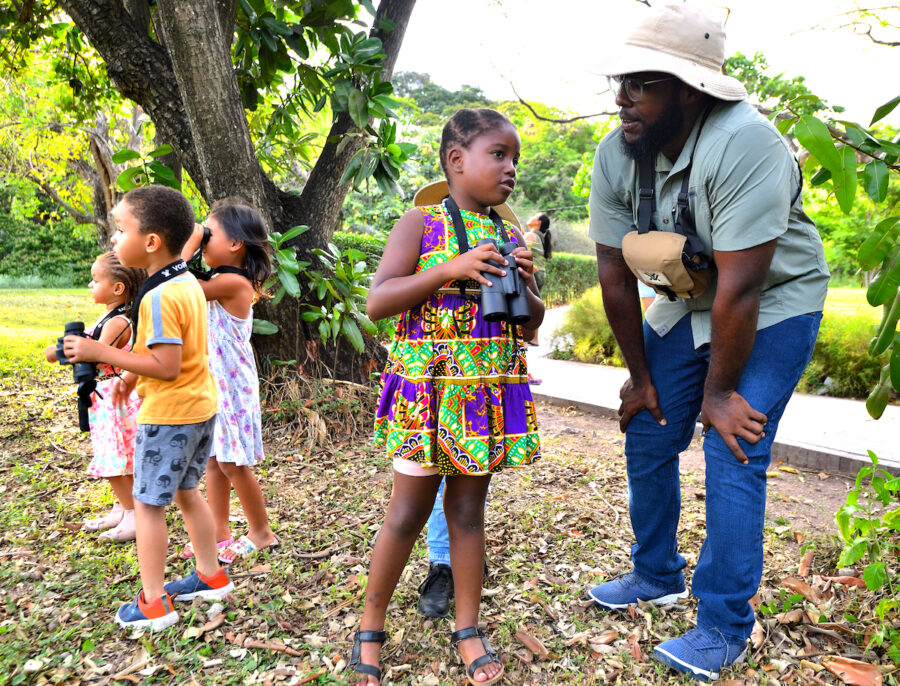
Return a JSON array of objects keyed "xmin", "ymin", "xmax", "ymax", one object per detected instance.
[{"xmin": 618, "ymin": 377, "xmax": 667, "ymax": 432}]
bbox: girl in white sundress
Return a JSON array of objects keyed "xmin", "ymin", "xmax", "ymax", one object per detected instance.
[
  {"xmin": 179, "ymin": 200, "xmax": 277, "ymax": 564},
  {"xmin": 44, "ymin": 251, "xmax": 147, "ymax": 542}
]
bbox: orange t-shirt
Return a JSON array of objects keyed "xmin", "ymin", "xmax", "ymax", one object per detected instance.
[{"xmin": 133, "ymin": 273, "xmax": 217, "ymax": 425}]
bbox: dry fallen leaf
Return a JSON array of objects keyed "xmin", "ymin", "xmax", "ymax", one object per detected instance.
[
  {"xmin": 626, "ymin": 633, "xmax": 644, "ymax": 662},
  {"xmin": 822, "ymin": 576, "xmax": 867, "ymax": 588},
  {"xmin": 799, "ymin": 549, "xmax": 814, "ymax": 577},
  {"xmin": 821, "ymin": 656, "xmax": 883, "ymax": 686},
  {"xmin": 751, "ymin": 620, "xmax": 766, "ymax": 650},
  {"xmin": 783, "ymin": 576, "xmax": 822, "ymax": 603},
  {"xmin": 515, "ymin": 630, "xmax": 549, "ymax": 661}
]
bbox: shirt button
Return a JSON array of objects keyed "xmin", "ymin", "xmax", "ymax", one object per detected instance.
[{"xmin": 663, "ymin": 218, "xmax": 669, "ymax": 224}]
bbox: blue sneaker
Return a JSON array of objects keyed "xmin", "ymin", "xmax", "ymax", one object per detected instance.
[
  {"xmin": 653, "ymin": 627, "xmax": 748, "ymax": 682},
  {"xmin": 164, "ymin": 567, "xmax": 234, "ymax": 602},
  {"xmin": 588, "ymin": 572, "xmax": 688, "ymax": 609},
  {"xmin": 115, "ymin": 590, "xmax": 179, "ymax": 631}
]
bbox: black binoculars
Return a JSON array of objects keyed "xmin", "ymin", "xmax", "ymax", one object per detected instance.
[
  {"xmin": 56, "ymin": 321, "xmax": 97, "ymax": 432},
  {"xmin": 476, "ymin": 238, "xmax": 531, "ymax": 325}
]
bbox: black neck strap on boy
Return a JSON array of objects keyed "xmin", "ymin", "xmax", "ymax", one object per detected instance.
[
  {"xmin": 90, "ymin": 303, "xmax": 130, "ymax": 341},
  {"xmin": 131, "ymin": 258, "xmax": 189, "ymax": 341},
  {"xmin": 442, "ymin": 196, "xmax": 510, "ymax": 297}
]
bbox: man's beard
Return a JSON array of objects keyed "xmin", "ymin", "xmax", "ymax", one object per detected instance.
[{"xmin": 619, "ymin": 99, "xmax": 685, "ymax": 160}]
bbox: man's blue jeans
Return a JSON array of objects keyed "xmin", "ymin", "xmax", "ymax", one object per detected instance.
[
  {"xmin": 625, "ymin": 312, "xmax": 821, "ymax": 641},
  {"xmin": 426, "ymin": 479, "xmax": 451, "ymax": 565}
]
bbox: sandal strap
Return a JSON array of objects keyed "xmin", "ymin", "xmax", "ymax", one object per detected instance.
[
  {"xmin": 353, "ymin": 663, "xmax": 382, "ymax": 680},
  {"xmin": 356, "ymin": 630, "xmax": 386, "ymax": 643},
  {"xmin": 450, "ymin": 626, "xmax": 483, "ymax": 645},
  {"xmin": 467, "ymin": 651, "xmax": 500, "ymax": 679}
]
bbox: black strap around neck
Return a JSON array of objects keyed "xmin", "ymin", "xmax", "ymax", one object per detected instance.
[
  {"xmin": 190, "ymin": 260, "xmax": 249, "ymax": 281},
  {"xmin": 636, "ymin": 105, "xmax": 714, "ymax": 240},
  {"xmin": 90, "ymin": 304, "xmax": 130, "ymax": 342},
  {"xmin": 442, "ymin": 196, "xmax": 510, "ymax": 254},
  {"xmin": 131, "ymin": 258, "xmax": 188, "ymax": 342}
]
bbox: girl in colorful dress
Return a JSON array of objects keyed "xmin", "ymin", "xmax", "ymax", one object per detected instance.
[
  {"xmin": 44, "ymin": 251, "xmax": 146, "ymax": 542},
  {"xmin": 351, "ymin": 108, "xmax": 543, "ymax": 686},
  {"xmin": 179, "ymin": 201, "xmax": 277, "ymax": 564}
]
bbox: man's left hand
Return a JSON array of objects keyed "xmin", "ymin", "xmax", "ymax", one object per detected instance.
[{"xmin": 700, "ymin": 390, "xmax": 767, "ymax": 464}]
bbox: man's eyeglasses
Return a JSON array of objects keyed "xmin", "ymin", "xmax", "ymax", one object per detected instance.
[{"xmin": 607, "ymin": 75, "xmax": 677, "ymax": 102}]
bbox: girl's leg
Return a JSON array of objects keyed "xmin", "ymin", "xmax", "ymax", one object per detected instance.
[
  {"xmin": 175, "ymin": 487, "xmax": 222, "ymax": 579},
  {"xmin": 108, "ymin": 475, "xmax": 135, "ymax": 510},
  {"xmin": 444, "ymin": 474, "xmax": 500, "ymax": 683},
  {"xmin": 205, "ymin": 458, "xmax": 234, "ymax": 543},
  {"xmin": 216, "ymin": 461, "xmax": 275, "ymax": 550},
  {"xmin": 356, "ymin": 473, "xmax": 443, "ymax": 686}
]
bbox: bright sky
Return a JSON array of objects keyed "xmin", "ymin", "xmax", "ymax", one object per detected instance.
[{"xmin": 394, "ymin": 0, "xmax": 899, "ymax": 126}]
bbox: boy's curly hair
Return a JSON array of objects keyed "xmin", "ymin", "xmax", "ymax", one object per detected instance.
[{"xmin": 122, "ymin": 185, "xmax": 195, "ymax": 255}]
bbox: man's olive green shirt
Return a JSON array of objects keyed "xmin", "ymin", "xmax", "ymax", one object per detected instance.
[{"xmin": 589, "ymin": 99, "xmax": 829, "ymax": 348}]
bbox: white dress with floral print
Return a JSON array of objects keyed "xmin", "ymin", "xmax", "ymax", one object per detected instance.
[{"xmin": 207, "ymin": 300, "xmax": 264, "ymax": 466}]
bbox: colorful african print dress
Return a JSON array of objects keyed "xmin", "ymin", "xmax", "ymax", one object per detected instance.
[{"xmin": 373, "ymin": 204, "xmax": 541, "ymax": 475}]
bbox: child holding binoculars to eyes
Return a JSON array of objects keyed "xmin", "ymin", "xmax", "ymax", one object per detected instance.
[{"xmin": 349, "ymin": 108, "xmax": 544, "ymax": 686}]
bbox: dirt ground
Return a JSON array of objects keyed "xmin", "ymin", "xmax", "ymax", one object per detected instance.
[{"xmin": 536, "ymin": 400, "xmax": 853, "ymax": 537}]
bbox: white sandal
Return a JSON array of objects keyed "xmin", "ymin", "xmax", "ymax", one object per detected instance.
[{"xmin": 84, "ymin": 503, "xmax": 124, "ymax": 531}]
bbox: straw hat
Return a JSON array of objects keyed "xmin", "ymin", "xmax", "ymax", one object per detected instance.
[
  {"xmin": 413, "ymin": 180, "xmax": 521, "ymax": 229},
  {"xmin": 593, "ymin": 4, "xmax": 747, "ymax": 102}
]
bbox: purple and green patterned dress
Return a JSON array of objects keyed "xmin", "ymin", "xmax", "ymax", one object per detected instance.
[{"xmin": 373, "ymin": 204, "xmax": 541, "ymax": 475}]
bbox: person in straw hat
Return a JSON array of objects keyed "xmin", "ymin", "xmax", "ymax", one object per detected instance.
[{"xmin": 585, "ymin": 4, "xmax": 829, "ymax": 682}]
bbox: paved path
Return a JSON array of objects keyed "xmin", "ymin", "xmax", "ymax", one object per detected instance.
[{"xmin": 528, "ymin": 307, "xmax": 900, "ymax": 475}]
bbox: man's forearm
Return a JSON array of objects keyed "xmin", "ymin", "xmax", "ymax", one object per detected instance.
[{"xmin": 705, "ymin": 290, "xmax": 760, "ymax": 396}]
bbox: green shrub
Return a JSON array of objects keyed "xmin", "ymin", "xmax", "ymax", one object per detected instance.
[
  {"xmin": 543, "ymin": 252, "xmax": 597, "ymax": 306},
  {"xmin": 332, "ymin": 231, "xmax": 385, "ymax": 271},
  {"xmin": 798, "ymin": 313, "xmax": 882, "ymax": 398},
  {"xmin": 550, "ymin": 285, "xmax": 624, "ymax": 366},
  {"xmin": 0, "ymin": 185, "xmax": 96, "ymax": 286}
]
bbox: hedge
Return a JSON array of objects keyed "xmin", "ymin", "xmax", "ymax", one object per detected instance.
[
  {"xmin": 553, "ymin": 284, "xmax": 884, "ymax": 400},
  {"xmin": 332, "ymin": 232, "xmax": 597, "ymax": 307}
]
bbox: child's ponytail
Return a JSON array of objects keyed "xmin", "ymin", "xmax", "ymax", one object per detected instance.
[{"xmin": 208, "ymin": 200, "xmax": 273, "ymax": 296}]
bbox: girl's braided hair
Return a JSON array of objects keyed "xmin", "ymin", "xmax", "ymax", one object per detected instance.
[
  {"xmin": 97, "ymin": 251, "xmax": 147, "ymax": 308},
  {"xmin": 439, "ymin": 108, "xmax": 513, "ymax": 174},
  {"xmin": 208, "ymin": 199, "xmax": 272, "ymax": 295}
]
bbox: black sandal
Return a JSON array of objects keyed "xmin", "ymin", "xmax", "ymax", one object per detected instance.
[
  {"xmin": 349, "ymin": 629, "xmax": 386, "ymax": 684},
  {"xmin": 450, "ymin": 626, "xmax": 503, "ymax": 686}
]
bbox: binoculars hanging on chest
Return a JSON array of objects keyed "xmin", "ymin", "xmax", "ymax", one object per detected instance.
[{"xmin": 475, "ymin": 238, "xmax": 531, "ymax": 325}]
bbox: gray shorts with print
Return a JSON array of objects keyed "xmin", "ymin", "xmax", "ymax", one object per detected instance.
[{"xmin": 133, "ymin": 416, "xmax": 216, "ymax": 506}]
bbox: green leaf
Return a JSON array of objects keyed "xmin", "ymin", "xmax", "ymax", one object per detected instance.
[
  {"xmin": 863, "ymin": 160, "xmax": 890, "ymax": 203},
  {"xmin": 147, "ymin": 144, "xmax": 174, "ymax": 158},
  {"xmin": 838, "ymin": 537, "xmax": 869, "ymax": 567},
  {"xmin": 348, "ymin": 88, "xmax": 368, "ymax": 129},
  {"xmin": 832, "ymin": 145, "xmax": 857, "ymax": 213},
  {"xmin": 866, "ymin": 366, "xmax": 892, "ymax": 419},
  {"xmin": 869, "ymin": 294, "xmax": 900, "ymax": 356},
  {"xmin": 115, "ymin": 166, "xmax": 143, "ymax": 191},
  {"xmin": 111, "ymin": 149, "xmax": 142, "ymax": 164},
  {"xmin": 280, "ymin": 225, "xmax": 309, "ymax": 243},
  {"xmin": 775, "ymin": 116, "xmax": 795, "ymax": 136},
  {"xmin": 300, "ymin": 310, "xmax": 323, "ymax": 322},
  {"xmin": 341, "ymin": 317, "xmax": 364, "ymax": 352},
  {"xmin": 891, "ymin": 334, "xmax": 900, "ymax": 392},
  {"xmin": 857, "ymin": 216, "xmax": 900, "ymax": 271},
  {"xmin": 238, "ymin": 0, "xmax": 257, "ymax": 22},
  {"xmin": 863, "ymin": 561, "xmax": 887, "ymax": 591},
  {"xmin": 866, "ymin": 246, "xmax": 900, "ymax": 306},
  {"xmin": 278, "ymin": 266, "xmax": 301, "ymax": 298},
  {"xmin": 356, "ymin": 313, "xmax": 378, "ymax": 335},
  {"xmin": 809, "ymin": 167, "xmax": 832, "ymax": 186},
  {"xmin": 870, "ymin": 94, "xmax": 900, "ymax": 126},
  {"xmin": 794, "ymin": 115, "xmax": 842, "ymax": 173},
  {"xmin": 251, "ymin": 318, "xmax": 278, "ymax": 335},
  {"xmin": 318, "ymin": 320, "xmax": 330, "ymax": 344}
]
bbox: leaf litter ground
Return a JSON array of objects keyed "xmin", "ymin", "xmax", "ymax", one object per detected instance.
[{"xmin": 1, "ymin": 370, "xmax": 896, "ymax": 686}]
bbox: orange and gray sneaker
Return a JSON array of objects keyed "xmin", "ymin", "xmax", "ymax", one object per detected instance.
[
  {"xmin": 164, "ymin": 567, "xmax": 234, "ymax": 602},
  {"xmin": 115, "ymin": 590, "xmax": 179, "ymax": 631}
]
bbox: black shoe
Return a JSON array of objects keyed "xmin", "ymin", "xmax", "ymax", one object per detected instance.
[{"xmin": 417, "ymin": 563, "xmax": 453, "ymax": 618}]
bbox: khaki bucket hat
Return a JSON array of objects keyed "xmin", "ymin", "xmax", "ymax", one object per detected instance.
[
  {"xmin": 594, "ymin": 4, "xmax": 747, "ymax": 102},
  {"xmin": 413, "ymin": 180, "xmax": 521, "ymax": 229}
]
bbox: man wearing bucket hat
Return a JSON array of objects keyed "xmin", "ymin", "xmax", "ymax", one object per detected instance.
[{"xmin": 586, "ymin": 4, "xmax": 829, "ymax": 682}]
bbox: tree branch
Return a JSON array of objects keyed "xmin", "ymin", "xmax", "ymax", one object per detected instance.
[
  {"xmin": 26, "ymin": 171, "xmax": 104, "ymax": 228},
  {"xmin": 503, "ymin": 77, "xmax": 615, "ymax": 123}
]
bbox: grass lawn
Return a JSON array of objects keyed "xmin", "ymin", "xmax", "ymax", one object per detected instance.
[
  {"xmin": 0, "ymin": 289, "xmax": 104, "ymax": 383},
  {"xmin": 822, "ymin": 287, "xmax": 880, "ymax": 324},
  {"xmin": 0, "ymin": 288, "xmax": 896, "ymax": 685}
]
